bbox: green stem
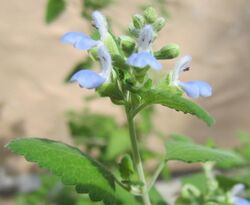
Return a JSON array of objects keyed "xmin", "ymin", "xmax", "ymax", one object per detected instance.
[
  {"xmin": 126, "ymin": 107, "xmax": 152, "ymax": 205},
  {"xmin": 148, "ymin": 160, "xmax": 165, "ymax": 191}
]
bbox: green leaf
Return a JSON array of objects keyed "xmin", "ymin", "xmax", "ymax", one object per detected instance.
[
  {"xmin": 45, "ymin": 0, "xmax": 66, "ymax": 24},
  {"xmin": 6, "ymin": 138, "xmax": 116, "ymax": 205},
  {"xmin": 140, "ymin": 89, "xmax": 215, "ymax": 126},
  {"xmin": 165, "ymin": 137, "xmax": 243, "ymax": 164},
  {"xmin": 149, "ymin": 186, "xmax": 168, "ymax": 205}
]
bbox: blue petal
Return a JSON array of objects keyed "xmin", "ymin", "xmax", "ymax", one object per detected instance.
[
  {"xmin": 70, "ymin": 70, "xmax": 106, "ymax": 89},
  {"xmin": 61, "ymin": 32, "xmax": 98, "ymax": 50},
  {"xmin": 234, "ymin": 197, "xmax": 250, "ymax": 205},
  {"xmin": 126, "ymin": 51, "xmax": 162, "ymax": 70},
  {"xmin": 178, "ymin": 81, "xmax": 199, "ymax": 98},
  {"xmin": 178, "ymin": 80, "xmax": 212, "ymax": 98}
]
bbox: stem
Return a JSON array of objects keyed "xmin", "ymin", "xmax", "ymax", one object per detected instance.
[
  {"xmin": 126, "ymin": 107, "xmax": 152, "ymax": 205},
  {"xmin": 148, "ymin": 160, "xmax": 165, "ymax": 191}
]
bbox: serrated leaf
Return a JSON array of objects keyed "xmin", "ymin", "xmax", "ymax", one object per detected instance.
[
  {"xmin": 140, "ymin": 89, "xmax": 215, "ymax": 126},
  {"xmin": 6, "ymin": 138, "xmax": 116, "ymax": 205},
  {"xmin": 45, "ymin": 0, "xmax": 66, "ymax": 24},
  {"xmin": 165, "ymin": 138, "xmax": 243, "ymax": 164}
]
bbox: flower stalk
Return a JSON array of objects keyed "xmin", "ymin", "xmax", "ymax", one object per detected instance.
[{"xmin": 125, "ymin": 106, "xmax": 152, "ymax": 205}]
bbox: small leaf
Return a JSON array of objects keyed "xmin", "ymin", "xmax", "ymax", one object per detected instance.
[
  {"xmin": 140, "ymin": 89, "xmax": 215, "ymax": 126},
  {"xmin": 6, "ymin": 138, "xmax": 116, "ymax": 205},
  {"xmin": 45, "ymin": 0, "xmax": 66, "ymax": 24},
  {"xmin": 165, "ymin": 137, "xmax": 243, "ymax": 164}
]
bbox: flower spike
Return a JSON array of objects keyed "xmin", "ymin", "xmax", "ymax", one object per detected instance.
[
  {"xmin": 171, "ymin": 55, "xmax": 212, "ymax": 98},
  {"xmin": 126, "ymin": 25, "xmax": 162, "ymax": 70}
]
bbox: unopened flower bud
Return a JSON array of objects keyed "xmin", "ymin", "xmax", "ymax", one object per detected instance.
[
  {"xmin": 118, "ymin": 155, "xmax": 134, "ymax": 180},
  {"xmin": 154, "ymin": 44, "xmax": 180, "ymax": 59},
  {"xmin": 143, "ymin": 7, "xmax": 157, "ymax": 23},
  {"xmin": 152, "ymin": 17, "xmax": 166, "ymax": 32},
  {"xmin": 132, "ymin": 14, "xmax": 145, "ymax": 29},
  {"xmin": 128, "ymin": 23, "xmax": 140, "ymax": 37},
  {"xmin": 119, "ymin": 35, "xmax": 136, "ymax": 54}
]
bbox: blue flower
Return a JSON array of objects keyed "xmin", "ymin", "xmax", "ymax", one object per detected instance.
[
  {"xmin": 171, "ymin": 55, "xmax": 212, "ymax": 98},
  {"xmin": 70, "ymin": 45, "xmax": 112, "ymax": 89},
  {"xmin": 127, "ymin": 51, "xmax": 162, "ymax": 70},
  {"xmin": 234, "ymin": 197, "xmax": 250, "ymax": 205},
  {"xmin": 61, "ymin": 11, "xmax": 108, "ymax": 50},
  {"xmin": 126, "ymin": 25, "xmax": 162, "ymax": 70},
  {"xmin": 61, "ymin": 32, "xmax": 98, "ymax": 50},
  {"xmin": 231, "ymin": 184, "xmax": 250, "ymax": 205}
]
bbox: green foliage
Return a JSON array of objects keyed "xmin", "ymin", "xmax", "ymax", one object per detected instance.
[
  {"xmin": 7, "ymin": 138, "xmax": 116, "ymax": 205},
  {"xmin": 165, "ymin": 136, "xmax": 243, "ymax": 164},
  {"xmin": 140, "ymin": 88, "xmax": 215, "ymax": 126},
  {"xmin": 118, "ymin": 154, "xmax": 134, "ymax": 180},
  {"xmin": 66, "ymin": 110, "xmax": 131, "ymax": 161},
  {"xmin": 45, "ymin": 0, "xmax": 66, "ymax": 24},
  {"xmin": 149, "ymin": 187, "xmax": 168, "ymax": 205},
  {"xmin": 82, "ymin": 0, "xmax": 113, "ymax": 19}
]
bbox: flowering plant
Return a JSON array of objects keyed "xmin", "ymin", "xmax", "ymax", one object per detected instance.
[{"xmin": 6, "ymin": 7, "xmax": 243, "ymax": 205}]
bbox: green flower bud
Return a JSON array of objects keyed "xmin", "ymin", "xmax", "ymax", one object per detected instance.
[
  {"xmin": 97, "ymin": 82, "xmax": 124, "ymax": 105},
  {"xmin": 152, "ymin": 17, "xmax": 166, "ymax": 32},
  {"xmin": 103, "ymin": 33, "xmax": 120, "ymax": 56},
  {"xmin": 154, "ymin": 44, "xmax": 180, "ymax": 59},
  {"xmin": 128, "ymin": 23, "xmax": 140, "ymax": 37},
  {"xmin": 119, "ymin": 35, "xmax": 136, "ymax": 55},
  {"xmin": 118, "ymin": 154, "xmax": 134, "ymax": 180},
  {"xmin": 132, "ymin": 14, "xmax": 145, "ymax": 29},
  {"xmin": 143, "ymin": 7, "xmax": 158, "ymax": 24}
]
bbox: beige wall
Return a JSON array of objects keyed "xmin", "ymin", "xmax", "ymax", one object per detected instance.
[{"xmin": 0, "ymin": 0, "xmax": 250, "ymax": 151}]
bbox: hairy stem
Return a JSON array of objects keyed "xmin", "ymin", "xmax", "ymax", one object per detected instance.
[{"xmin": 126, "ymin": 107, "xmax": 152, "ymax": 205}]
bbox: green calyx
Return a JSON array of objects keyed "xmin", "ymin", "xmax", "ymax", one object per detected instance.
[
  {"xmin": 143, "ymin": 7, "xmax": 158, "ymax": 24},
  {"xmin": 152, "ymin": 17, "xmax": 166, "ymax": 32},
  {"xmin": 119, "ymin": 35, "xmax": 136, "ymax": 55},
  {"xmin": 154, "ymin": 43, "xmax": 180, "ymax": 59},
  {"xmin": 97, "ymin": 82, "xmax": 124, "ymax": 105},
  {"xmin": 132, "ymin": 14, "xmax": 145, "ymax": 29},
  {"xmin": 118, "ymin": 154, "xmax": 134, "ymax": 180}
]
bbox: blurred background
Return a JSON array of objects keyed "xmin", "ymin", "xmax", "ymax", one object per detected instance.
[{"xmin": 0, "ymin": 0, "xmax": 250, "ymax": 204}]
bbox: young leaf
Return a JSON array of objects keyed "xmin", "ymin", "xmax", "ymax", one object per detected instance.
[
  {"xmin": 6, "ymin": 138, "xmax": 116, "ymax": 205},
  {"xmin": 165, "ymin": 137, "xmax": 243, "ymax": 164},
  {"xmin": 140, "ymin": 89, "xmax": 215, "ymax": 126},
  {"xmin": 45, "ymin": 0, "xmax": 66, "ymax": 24}
]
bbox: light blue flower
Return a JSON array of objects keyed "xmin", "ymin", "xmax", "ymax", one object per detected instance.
[
  {"xmin": 127, "ymin": 51, "xmax": 162, "ymax": 70},
  {"xmin": 61, "ymin": 32, "xmax": 98, "ymax": 50},
  {"xmin": 70, "ymin": 45, "xmax": 112, "ymax": 89},
  {"xmin": 234, "ymin": 197, "xmax": 250, "ymax": 205},
  {"xmin": 126, "ymin": 25, "xmax": 162, "ymax": 70},
  {"xmin": 231, "ymin": 184, "xmax": 250, "ymax": 205},
  {"xmin": 171, "ymin": 55, "xmax": 212, "ymax": 98},
  {"xmin": 61, "ymin": 11, "xmax": 107, "ymax": 50}
]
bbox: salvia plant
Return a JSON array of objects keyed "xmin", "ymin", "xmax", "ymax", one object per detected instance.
[{"xmin": 6, "ymin": 7, "xmax": 246, "ymax": 205}]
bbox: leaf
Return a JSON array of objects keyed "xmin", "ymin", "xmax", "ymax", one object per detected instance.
[
  {"xmin": 45, "ymin": 0, "xmax": 66, "ymax": 24},
  {"xmin": 6, "ymin": 138, "xmax": 116, "ymax": 205},
  {"xmin": 149, "ymin": 186, "xmax": 168, "ymax": 205},
  {"xmin": 140, "ymin": 89, "xmax": 215, "ymax": 126},
  {"xmin": 165, "ymin": 137, "xmax": 243, "ymax": 164}
]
